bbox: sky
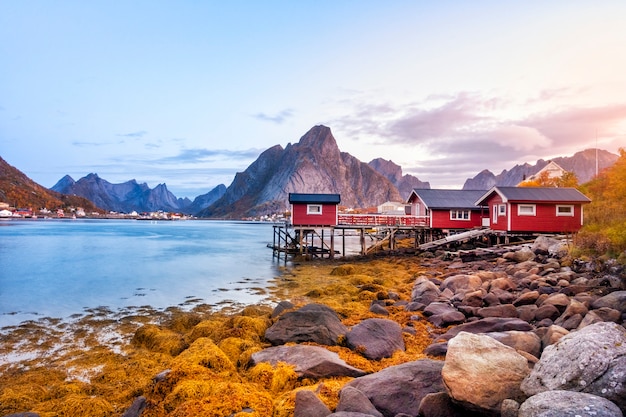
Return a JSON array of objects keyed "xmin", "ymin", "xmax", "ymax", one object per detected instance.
[{"xmin": 1, "ymin": 1, "xmax": 625, "ymax": 199}]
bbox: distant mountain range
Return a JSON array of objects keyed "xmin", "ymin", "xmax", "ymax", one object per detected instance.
[
  {"xmin": 462, "ymin": 149, "xmax": 618, "ymax": 190},
  {"xmin": 51, "ymin": 174, "xmax": 226, "ymax": 214},
  {"xmin": 1, "ymin": 125, "xmax": 619, "ymax": 218}
]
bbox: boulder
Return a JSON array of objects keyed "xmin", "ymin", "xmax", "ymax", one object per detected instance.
[
  {"xmin": 251, "ymin": 345, "xmax": 366, "ymax": 379},
  {"xmin": 335, "ymin": 386, "xmax": 383, "ymax": 417},
  {"xmin": 503, "ymin": 246, "xmax": 535, "ymax": 262},
  {"xmin": 345, "ymin": 318, "xmax": 405, "ymax": 360},
  {"xmin": 518, "ymin": 390, "xmax": 623, "ymax": 417},
  {"xmin": 345, "ymin": 359, "xmax": 445, "ymax": 417},
  {"xmin": 442, "ymin": 332, "xmax": 530, "ymax": 414},
  {"xmin": 264, "ymin": 303, "xmax": 348, "ymax": 346},
  {"xmin": 411, "ymin": 277, "xmax": 441, "ymax": 305},
  {"xmin": 513, "ymin": 291, "xmax": 541, "ymax": 306},
  {"xmin": 294, "ymin": 390, "xmax": 332, "ymax": 417},
  {"xmin": 591, "ymin": 290, "xmax": 626, "ymax": 313},
  {"xmin": 416, "ymin": 392, "xmax": 466, "ymax": 417},
  {"xmin": 121, "ymin": 396, "xmax": 147, "ymax": 417},
  {"xmin": 476, "ymin": 304, "xmax": 519, "ymax": 318},
  {"xmin": 531, "ymin": 235, "xmax": 569, "ymax": 258},
  {"xmin": 440, "ymin": 317, "xmax": 533, "ymax": 340},
  {"xmin": 521, "ymin": 322, "xmax": 626, "ymax": 410},
  {"xmin": 440, "ymin": 274, "xmax": 482, "ymax": 293},
  {"xmin": 485, "ymin": 330, "xmax": 542, "ymax": 358}
]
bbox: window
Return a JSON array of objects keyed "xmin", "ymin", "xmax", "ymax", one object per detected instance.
[
  {"xmin": 498, "ymin": 204, "xmax": 506, "ymax": 216},
  {"xmin": 450, "ymin": 210, "xmax": 470, "ymax": 220},
  {"xmin": 518, "ymin": 204, "xmax": 536, "ymax": 216},
  {"xmin": 307, "ymin": 204, "xmax": 322, "ymax": 215},
  {"xmin": 556, "ymin": 205, "xmax": 574, "ymax": 217}
]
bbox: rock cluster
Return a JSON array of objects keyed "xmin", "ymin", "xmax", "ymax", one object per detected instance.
[{"xmin": 254, "ymin": 236, "xmax": 626, "ymax": 417}]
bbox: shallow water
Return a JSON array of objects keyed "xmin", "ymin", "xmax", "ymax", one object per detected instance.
[{"xmin": 0, "ymin": 219, "xmax": 281, "ymax": 327}]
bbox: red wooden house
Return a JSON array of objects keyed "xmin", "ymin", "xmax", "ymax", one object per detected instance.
[
  {"xmin": 406, "ymin": 189, "xmax": 488, "ymax": 229},
  {"xmin": 289, "ymin": 193, "xmax": 341, "ymax": 226},
  {"xmin": 475, "ymin": 186, "xmax": 591, "ymax": 233}
]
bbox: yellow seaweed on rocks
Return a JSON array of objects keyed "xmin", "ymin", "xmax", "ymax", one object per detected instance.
[
  {"xmin": 1, "ymin": 253, "xmax": 442, "ymax": 417},
  {"xmin": 131, "ymin": 324, "xmax": 187, "ymax": 355},
  {"xmin": 171, "ymin": 337, "xmax": 237, "ymax": 378},
  {"xmin": 246, "ymin": 362, "xmax": 299, "ymax": 394}
]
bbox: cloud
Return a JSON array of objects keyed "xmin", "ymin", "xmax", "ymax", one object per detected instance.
[
  {"xmin": 253, "ymin": 109, "xmax": 294, "ymax": 124},
  {"xmin": 72, "ymin": 141, "xmax": 108, "ymax": 147},
  {"xmin": 117, "ymin": 130, "xmax": 148, "ymax": 138},
  {"xmin": 157, "ymin": 148, "xmax": 263, "ymax": 164}
]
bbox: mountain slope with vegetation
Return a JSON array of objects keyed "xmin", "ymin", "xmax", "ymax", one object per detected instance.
[
  {"xmin": 0, "ymin": 156, "xmax": 100, "ymax": 212},
  {"xmin": 577, "ymin": 148, "xmax": 626, "ymax": 258}
]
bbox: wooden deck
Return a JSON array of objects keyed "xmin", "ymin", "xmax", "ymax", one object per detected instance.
[{"xmin": 337, "ymin": 214, "xmax": 429, "ymax": 227}]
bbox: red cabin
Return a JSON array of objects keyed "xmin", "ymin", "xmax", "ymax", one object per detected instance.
[
  {"xmin": 407, "ymin": 189, "xmax": 488, "ymax": 230},
  {"xmin": 289, "ymin": 193, "xmax": 340, "ymax": 226},
  {"xmin": 475, "ymin": 186, "xmax": 591, "ymax": 233}
]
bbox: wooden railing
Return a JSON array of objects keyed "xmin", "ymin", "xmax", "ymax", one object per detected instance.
[{"xmin": 337, "ymin": 214, "xmax": 429, "ymax": 227}]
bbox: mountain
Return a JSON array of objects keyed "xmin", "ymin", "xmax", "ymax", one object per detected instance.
[
  {"xmin": 0, "ymin": 156, "xmax": 100, "ymax": 211},
  {"xmin": 462, "ymin": 149, "xmax": 619, "ymax": 190},
  {"xmin": 51, "ymin": 173, "xmax": 192, "ymax": 213},
  {"xmin": 368, "ymin": 158, "xmax": 430, "ymax": 200},
  {"xmin": 185, "ymin": 184, "xmax": 227, "ymax": 214},
  {"xmin": 198, "ymin": 125, "xmax": 403, "ymax": 218}
]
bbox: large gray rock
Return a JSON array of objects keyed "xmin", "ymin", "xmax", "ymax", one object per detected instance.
[
  {"xmin": 504, "ymin": 246, "xmax": 536, "ymax": 262},
  {"xmin": 344, "ymin": 359, "xmax": 445, "ymax": 417},
  {"xmin": 416, "ymin": 392, "xmax": 466, "ymax": 417},
  {"xmin": 521, "ymin": 322, "xmax": 626, "ymax": 410},
  {"xmin": 264, "ymin": 303, "xmax": 348, "ymax": 346},
  {"xmin": 518, "ymin": 390, "xmax": 623, "ymax": 417},
  {"xmin": 440, "ymin": 317, "xmax": 533, "ymax": 340},
  {"xmin": 345, "ymin": 318, "xmax": 405, "ymax": 360},
  {"xmin": 591, "ymin": 290, "xmax": 626, "ymax": 313},
  {"xmin": 440, "ymin": 274, "xmax": 482, "ymax": 293},
  {"xmin": 485, "ymin": 331, "xmax": 542, "ymax": 358},
  {"xmin": 442, "ymin": 332, "xmax": 530, "ymax": 415},
  {"xmin": 294, "ymin": 390, "xmax": 332, "ymax": 417},
  {"xmin": 532, "ymin": 235, "xmax": 569, "ymax": 258},
  {"xmin": 335, "ymin": 386, "xmax": 383, "ymax": 417},
  {"xmin": 251, "ymin": 345, "xmax": 366, "ymax": 379},
  {"xmin": 411, "ymin": 277, "xmax": 441, "ymax": 306}
]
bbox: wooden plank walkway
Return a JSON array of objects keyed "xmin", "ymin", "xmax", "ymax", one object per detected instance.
[{"xmin": 418, "ymin": 228, "xmax": 493, "ymax": 250}]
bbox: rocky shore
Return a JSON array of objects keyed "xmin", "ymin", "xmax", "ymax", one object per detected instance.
[
  {"xmin": 242, "ymin": 235, "xmax": 625, "ymax": 417},
  {"xmin": 2, "ymin": 236, "xmax": 625, "ymax": 417}
]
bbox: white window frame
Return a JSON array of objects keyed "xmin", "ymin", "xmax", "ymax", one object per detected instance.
[
  {"xmin": 307, "ymin": 204, "xmax": 323, "ymax": 215},
  {"xmin": 518, "ymin": 204, "xmax": 536, "ymax": 216},
  {"xmin": 450, "ymin": 209, "xmax": 471, "ymax": 221},
  {"xmin": 498, "ymin": 204, "xmax": 506, "ymax": 216},
  {"xmin": 556, "ymin": 205, "xmax": 574, "ymax": 217}
]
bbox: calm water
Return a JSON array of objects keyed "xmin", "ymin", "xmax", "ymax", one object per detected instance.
[{"xmin": 0, "ymin": 219, "xmax": 281, "ymax": 327}]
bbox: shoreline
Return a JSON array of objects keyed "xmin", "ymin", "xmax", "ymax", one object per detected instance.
[{"xmin": 1, "ymin": 245, "xmax": 624, "ymax": 416}]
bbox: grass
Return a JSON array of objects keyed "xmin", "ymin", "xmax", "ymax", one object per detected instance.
[{"xmin": 0, "ymin": 253, "xmax": 441, "ymax": 416}]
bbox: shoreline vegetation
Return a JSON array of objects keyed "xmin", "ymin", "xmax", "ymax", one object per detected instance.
[{"xmin": 1, "ymin": 253, "xmax": 433, "ymax": 417}]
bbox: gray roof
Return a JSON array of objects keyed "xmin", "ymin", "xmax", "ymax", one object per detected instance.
[
  {"xmin": 409, "ymin": 189, "xmax": 487, "ymax": 209},
  {"xmin": 477, "ymin": 187, "xmax": 591, "ymax": 204},
  {"xmin": 288, "ymin": 193, "xmax": 341, "ymax": 204}
]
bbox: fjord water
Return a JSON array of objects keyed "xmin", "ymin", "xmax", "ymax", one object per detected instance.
[{"xmin": 0, "ymin": 219, "xmax": 280, "ymax": 327}]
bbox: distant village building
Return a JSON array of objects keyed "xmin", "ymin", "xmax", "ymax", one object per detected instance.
[
  {"xmin": 377, "ymin": 201, "xmax": 408, "ymax": 215},
  {"xmin": 476, "ymin": 186, "xmax": 591, "ymax": 233},
  {"xmin": 518, "ymin": 161, "xmax": 567, "ymax": 185}
]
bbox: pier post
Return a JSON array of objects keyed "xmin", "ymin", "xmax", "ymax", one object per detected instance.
[
  {"xmin": 330, "ymin": 228, "xmax": 335, "ymax": 259},
  {"xmin": 360, "ymin": 228, "xmax": 366, "ymax": 255}
]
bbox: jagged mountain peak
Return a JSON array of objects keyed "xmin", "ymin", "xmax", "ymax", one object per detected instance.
[{"xmin": 198, "ymin": 125, "xmax": 403, "ymax": 218}]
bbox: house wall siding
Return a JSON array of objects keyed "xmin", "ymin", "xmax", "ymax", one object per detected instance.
[
  {"xmin": 291, "ymin": 203, "xmax": 337, "ymax": 226},
  {"xmin": 431, "ymin": 209, "xmax": 484, "ymax": 229},
  {"xmin": 509, "ymin": 203, "xmax": 583, "ymax": 233}
]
